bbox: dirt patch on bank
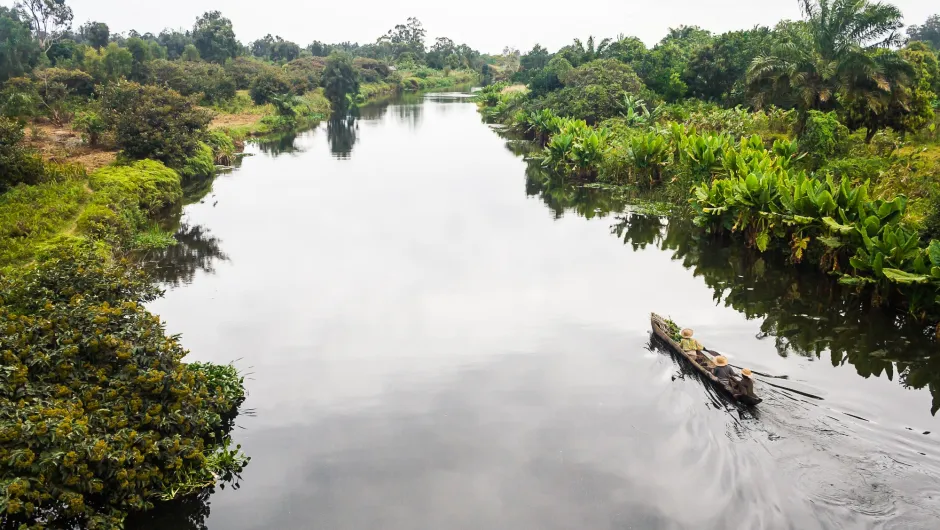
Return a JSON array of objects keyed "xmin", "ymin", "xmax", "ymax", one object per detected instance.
[
  {"xmin": 25, "ymin": 123, "xmax": 118, "ymax": 172},
  {"xmin": 501, "ymin": 84, "xmax": 528, "ymax": 94},
  {"xmin": 210, "ymin": 112, "xmax": 266, "ymax": 130}
]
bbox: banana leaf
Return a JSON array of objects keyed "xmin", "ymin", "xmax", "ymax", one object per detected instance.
[{"xmin": 881, "ymin": 268, "xmax": 931, "ymax": 285}]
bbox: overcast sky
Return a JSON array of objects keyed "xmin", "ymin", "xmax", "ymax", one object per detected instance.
[{"xmin": 7, "ymin": 0, "xmax": 937, "ymax": 54}]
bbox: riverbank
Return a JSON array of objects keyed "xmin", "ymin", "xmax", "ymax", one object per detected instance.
[{"xmin": 475, "ymin": 82, "xmax": 940, "ymax": 324}]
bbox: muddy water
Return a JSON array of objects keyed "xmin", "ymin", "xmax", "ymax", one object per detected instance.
[{"xmin": 136, "ymin": 93, "xmax": 939, "ymax": 529}]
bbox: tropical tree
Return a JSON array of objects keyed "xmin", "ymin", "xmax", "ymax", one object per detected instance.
[
  {"xmin": 685, "ymin": 27, "xmax": 775, "ymax": 106},
  {"xmin": 907, "ymin": 14, "xmax": 940, "ymax": 49},
  {"xmin": 0, "ymin": 6, "xmax": 41, "ymax": 82},
  {"xmin": 557, "ymin": 36, "xmax": 612, "ymax": 67},
  {"xmin": 192, "ymin": 11, "xmax": 239, "ymax": 63},
  {"xmin": 78, "ymin": 20, "xmax": 109, "ymax": 50},
  {"xmin": 748, "ymin": 0, "xmax": 904, "ymax": 123},
  {"xmin": 322, "ymin": 52, "xmax": 359, "ymax": 112},
  {"xmin": 14, "ymin": 0, "xmax": 73, "ymax": 52}
]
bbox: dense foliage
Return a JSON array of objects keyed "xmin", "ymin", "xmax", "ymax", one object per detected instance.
[
  {"xmin": 322, "ymin": 53, "xmax": 360, "ymax": 112},
  {"xmin": 100, "ymin": 81, "xmax": 212, "ymax": 170},
  {"xmin": 0, "ymin": 243, "xmax": 247, "ymax": 528}
]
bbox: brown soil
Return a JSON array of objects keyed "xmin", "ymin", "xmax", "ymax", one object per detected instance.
[
  {"xmin": 501, "ymin": 84, "xmax": 528, "ymax": 94},
  {"xmin": 25, "ymin": 123, "xmax": 117, "ymax": 172},
  {"xmin": 210, "ymin": 112, "xmax": 265, "ymax": 130}
]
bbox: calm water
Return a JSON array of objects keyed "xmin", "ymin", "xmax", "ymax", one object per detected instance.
[{"xmin": 136, "ymin": 93, "xmax": 940, "ymax": 529}]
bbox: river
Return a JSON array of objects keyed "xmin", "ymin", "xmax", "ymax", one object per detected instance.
[{"xmin": 134, "ymin": 92, "xmax": 939, "ymax": 529}]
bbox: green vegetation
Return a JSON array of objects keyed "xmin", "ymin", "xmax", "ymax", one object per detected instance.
[
  {"xmin": 478, "ymin": 0, "xmax": 940, "ymax": 320},
  {"xmin": 1, "ymin": 4, "xmax": 496, "ymax": 525},
  {"xmin": 0, "ymin": 243, "xmax": 247, "ymax": 528}
]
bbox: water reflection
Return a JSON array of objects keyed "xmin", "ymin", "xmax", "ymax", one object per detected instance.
[
  {"xmin": 255, "ymin": 130, "xmax": 307, "ymax": 156},
  {"xmin": 327, "ymin": 114, "xmax": 358, "ymax": 159},
  {"xmin": 523, "ymin": 166, "xmax": 940, "ymax": 415},
  {"xmin": 144, "ymin": 223, "xmax": 229, "ymax": 287}
]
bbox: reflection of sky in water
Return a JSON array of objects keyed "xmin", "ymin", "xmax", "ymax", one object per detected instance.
[{"xmin": 144, "ymin": 95, "xmax": 940, "ymax": 530}]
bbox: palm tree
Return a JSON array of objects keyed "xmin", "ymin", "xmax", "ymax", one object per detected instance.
[
  {"xmin": 748, "ymin": 0, "xmax": 904, "ymax": 123},
  {"xmin": 562, "ymin": 36, "xmax": 613, "ymax": 65}
]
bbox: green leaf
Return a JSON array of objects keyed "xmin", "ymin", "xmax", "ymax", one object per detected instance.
[
  {"xmin": 822, "ymin": 217, "xmax": 854, "ymax": 234},
  {"xmin": 881, "ymin": 268, "xmax": 930, "ymax": 284},
  {"xmin": 756, "ymin": 231, "xmax": 770, "ymax": 252},
  {"xmin": 818, "ymin": 236, "xmax": 844, "ymax": 249},
  {"xmin": 929, "ymin": 240, "xmax": 940, "ymax": 266},
  {"xmin": 839, "ymin": 275, "xmax": 875, "ymax": 286},
  {"xmin": 872, "ymin": 253, "xmax": 884, "ymax": 277}
]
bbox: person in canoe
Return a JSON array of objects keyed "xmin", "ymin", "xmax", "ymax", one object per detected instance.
[
  {"xmin": 733, "ymin": 368, "xmax": 757, "ymax": 400},
  {"xmin": 680, "ymin": 329, "xmax": 709, "ymax": 368},
  {"xmin": 712, "ymin": 356, "xmax": 736, "ymax": 384}
]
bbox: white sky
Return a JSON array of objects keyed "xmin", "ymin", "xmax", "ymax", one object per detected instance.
[{"xmin": 5, "ymin": 0, "xmax": 937, "ymax": 54}]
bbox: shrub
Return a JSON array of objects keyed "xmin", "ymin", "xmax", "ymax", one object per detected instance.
[
  {"xmin": 100, "ymin": 81, "xmax": 212, "ymax": 170},
  {"xmin": 148, "ymin": 60, "xmax": 236, "ymax": 105},
  {"xmin": 0, "ymin": 117, "xmax": 46, "ymax": 190},
  {"xmin": 284, "ymin": 57, "xmax": 326, "ymax": 94},
  {"xmin": 225, "ymin": 56, "xmax": 275, "ymax": 90},
  {"xmin": 179, "ymin": 142, "xmax": 216, "ymax": 180},
  {"xmin": 73, "ymin": 111, "xmax": 106, "ymax": 146},
  {"xmin": 249, "ymin": 70, "xmax": 292, "ymax": 105},
  {"xmin": 0, "ymin": 77, "xmax": 40, "ymax": 119},
  {"xmin": 800, "ymin": 111, "xmax": 850, "ymax": 168},
  {"xmin": 205, "ymin": 130, "xmax": 236, "ymax": 165},
  {"xmin": 352, "ymin": 57, "xmax": 390, "ymax": 83},
  {"xmin": 0, "ymin": 243, "xmax": 247, "ymax": 528},
  {"xmin": 533, "ymin": 59, "xmax": 646, "ymax": 124},
  {"xmin": 33, "ymin": 68, "xmax": 95, "ymax": 97}
]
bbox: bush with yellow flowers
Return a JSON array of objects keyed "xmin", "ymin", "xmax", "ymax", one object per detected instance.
[{"xmin": 0, "ymin": 242, "xmax": 248, "ymax": 529}]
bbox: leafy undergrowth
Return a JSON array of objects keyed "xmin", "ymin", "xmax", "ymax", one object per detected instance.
[{"xmin": 0, "ymin": 178, "xmax": 90, "ymax": 267}]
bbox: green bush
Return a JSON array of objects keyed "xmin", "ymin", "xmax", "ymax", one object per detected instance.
[
  {"xmin": 100, "ymin": 81, "xmax": 212, "ymax": 170},
  {"xmin": 73, "ymin": 111, "xmax": 106, "ymax": 146},
  {"xmin": 148, "ymin": 59, "xmax": 236, "ymax": 104},
  {"xmin": 225, "ymin": 56, "xmax": 276, "ymax": 90},
  {"xmin": 800, "ymin": 111, "xmax": 850, "ymax": 168},
  {"xmin": 284, "ymin": 57, "xmax": 326, "ymax": 94},
  {"xmin": 0, "ymin": 117, "xmax": 46, "ymax": 190},
  {"xmin": 205, "ymin": 131, "xmax": 236, "ymax": 165},
  {"xmin": 33, "ymin": 68, "xmax": 95, "ymax": 97},
  {"xmin": 179, "ymin": 142, "xmax": 216, "ymax": 179},
  {"xmin": 0, "ymin": 244, "xmax": 248, "ymax": 528},
  {"xmin": 352, "ymin": 57, "xmax": 390, "ymax": 83},
  {"xmin": 249, "ymin": 70, "xmax": 292, "ymax": 105},
  {"xmin": 533, "ymin": 59, "xmax": 646, "ymax": 124}
]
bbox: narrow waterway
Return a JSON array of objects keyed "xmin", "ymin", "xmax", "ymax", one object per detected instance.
[{"xmin": 138, "ymin": 93, "xmax": 939, "ymax": 529}]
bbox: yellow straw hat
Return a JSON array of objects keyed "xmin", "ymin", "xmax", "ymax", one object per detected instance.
[
  {"xmin": 741, "ymin": 368, "xmax": 753, "ymax": 377},
  {"xmin": 714, "ymin": 356, "xmax": 729, "ymax": 367},
  {"xmin": 681, "ymin": 328, "xmax": 694, "ymax": 339}
]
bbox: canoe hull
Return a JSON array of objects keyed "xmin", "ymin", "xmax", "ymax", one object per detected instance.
[{"xmin": 650, "ymin": 313, "xmax": 762, "ymax": 406}]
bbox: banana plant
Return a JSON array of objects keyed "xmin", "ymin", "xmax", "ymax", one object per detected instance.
[
  {"xmin": 626, "ymin": 131, "xmax": 668, "ymax": 185},
  {"xmin": 681, "ymin": 133, "xmax": 731, "ymax": 178}
]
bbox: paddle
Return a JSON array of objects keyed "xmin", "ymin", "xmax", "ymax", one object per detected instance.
[{"xmin": 703, "ymin": 348, "xmax": 790, "ymax": 380}]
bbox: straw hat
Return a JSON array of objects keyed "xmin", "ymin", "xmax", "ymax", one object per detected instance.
[
  {"xmin": 714, "ymin": 356, "xmax": 729, "ymax": 367},
  {"xmin": 741, "ymin": 368, "xmax": 753, "ymax": 377},
  {"xmin": 681, "ymin": 328, "xmax": 694, "ymax": 339}
]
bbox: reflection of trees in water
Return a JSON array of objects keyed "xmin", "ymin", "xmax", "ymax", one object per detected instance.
[
  {"xmin": 144, "ymin": 224, "xmax": 229, "ymax": 287},
  {"xmin": 255, "ymin": 130, "xmax": 304, "ymax": 156},
  {"xmin": 614, "ymin": 213, "xmax": 940, "ymax": 415},
  {"xmin": 395, "ymin": 103, "xmax": 423, "ymax": 129},
  {"xmin": 327, "ymin": 113, "xmax": 358, "ymax": 159},
  {"xmin": 124, "ymin": 487, "xmax": 213, "ymax": 530},
  {"xmin": 524, "ymin": 165, "xmax": 627, "ymax": 220}
]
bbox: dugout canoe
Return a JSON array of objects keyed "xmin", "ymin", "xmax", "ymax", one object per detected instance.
[{"xmin": 651, "ymin": 313, "xmax": 762, "ymax": 406}]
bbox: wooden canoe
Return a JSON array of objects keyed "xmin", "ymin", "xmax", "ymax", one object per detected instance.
[{"xmin": 650, "ymin": 312, "xmax": 762, "ymax": 406}]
